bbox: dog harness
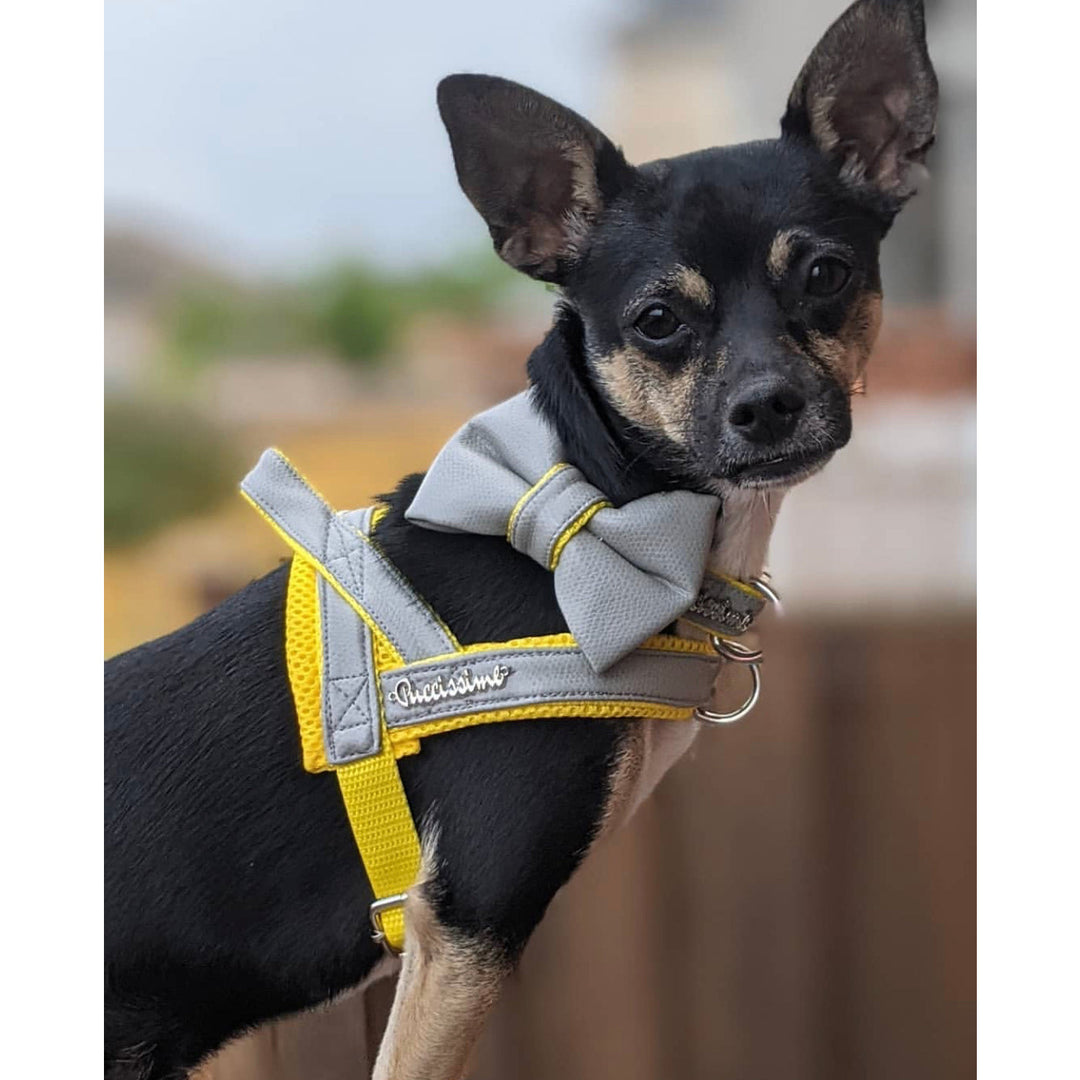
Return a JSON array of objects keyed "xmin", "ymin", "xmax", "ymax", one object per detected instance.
[{"xmin": 241, "ymin": 391, "xmax": 772, "ymax": 952}]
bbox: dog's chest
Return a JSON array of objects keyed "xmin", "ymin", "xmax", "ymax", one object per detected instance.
[{"xmin": 604, "ymin": 488, "xmax": 784, "ymax": 830}]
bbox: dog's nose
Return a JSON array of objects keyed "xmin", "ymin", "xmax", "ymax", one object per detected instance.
[{"xmin": 727, "ymin": 380, "xmax": 806, "ymax": 444}]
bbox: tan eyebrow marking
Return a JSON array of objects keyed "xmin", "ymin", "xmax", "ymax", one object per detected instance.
[
  {"xmin": 767, "ymin": 228, "xmax": 802, "ymax": 280},
  {"xmin": 622, "ymin": 264, "xmax": 714, "ymax": 319},
  {"xmin": 672, "ymin": 265, "xmax": 714, "ymax": 308}
]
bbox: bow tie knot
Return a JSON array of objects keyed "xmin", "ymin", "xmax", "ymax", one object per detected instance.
[
  {"xmin": 506, "ymin": 463, "xmax": 610, "ymax": 570},
  {"xmin": 405, "ymin": 392, "xmax": 721, "ymax": 672}
]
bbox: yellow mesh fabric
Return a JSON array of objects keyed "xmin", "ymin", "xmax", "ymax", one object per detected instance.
[
  {"xmin": 388, "ymin": 698, "xmax": 695, "ymax": 755},
  {"xmin": 284, "ymin": 557, "xmax": 329, "ymax": 773},
  {"xmin": 638, "ymin": 633, "xmax": 717, "ymax": 655},
  {"xmin": 404, "ymin": 630, "xmax": 715, "ymax": 666},
  {"xmin": 372, "ymin": 626, "xmax": 405, "ymax": 672}
]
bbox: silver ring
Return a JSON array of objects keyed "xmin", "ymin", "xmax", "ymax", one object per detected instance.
[
  {"xmin": 711, "ymin": 635, "xmax": 764, "ymax": 664},
  {"xmin": 694, "ymin": 662, "xmax": 761, "ymax": 724},
  {"xmin": 750, "ymin": 576, "xmax": 783, "ymax": 610}
]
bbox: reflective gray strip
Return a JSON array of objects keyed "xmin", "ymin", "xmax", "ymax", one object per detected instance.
[
  {"xmin": 381, "ymin": 644, "xmax": 721, "ymax": 730},
  {"xmin": 680, "ymin": 574, "xmax": 766, "ymax": 637},
  {"xmin": 242, "ymin": 449, "xmax": 456, "ymax": 664},
  {"xmin": 244, "ymin": 447, "xmax": 727, "ymax": 767},
  {"xmin": 337, "ymin": 506, "xmax": 374, "ymax": 534},
  {"xmin": 319, "ymin": 576, "xmax": 382, "ymax": 764}
]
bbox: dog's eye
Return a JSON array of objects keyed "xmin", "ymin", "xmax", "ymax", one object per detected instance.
[
  {"xmin": 634, "ymin": 304, "xmax": 683, "ymax": 341},
  {"xmin": 805, "ymin": 257, "xmax": 851, "ymax": 298}
]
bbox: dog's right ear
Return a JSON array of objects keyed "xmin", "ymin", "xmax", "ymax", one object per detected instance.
[
  {"xmin": 781, "ymin": 0, "xmax": 938, "ymax": 214},
  {"xmin": 437, "ymin": 74, "xmax": 635, "ymax": 283}
]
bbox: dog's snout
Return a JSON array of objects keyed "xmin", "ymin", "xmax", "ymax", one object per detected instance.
[{"xmin": 727, "ymin": 380, "xmax": 806, "ymax": 444}]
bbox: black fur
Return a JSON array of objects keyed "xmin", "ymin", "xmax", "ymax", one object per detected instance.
[
  {"xmin": 105, "ymin": 3, "xmax": 937, "ymax": 1075},
  {"xmin": 106, "ymin": 566, "xmax": 379, "ymax": 1077}
]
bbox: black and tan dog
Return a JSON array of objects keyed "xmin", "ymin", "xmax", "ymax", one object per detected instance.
[{"xmin": 105, "ymin": 2, "xmax": 937, "ymax": 1076}]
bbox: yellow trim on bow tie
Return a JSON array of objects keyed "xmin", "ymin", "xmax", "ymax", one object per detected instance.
[
  {"xmin": 548, "ymin": 499, "xmax": 611, "ymax": 569},
  {"xmin": 505, "ymin": 462, "xmax": 571, "ymax": 541}
]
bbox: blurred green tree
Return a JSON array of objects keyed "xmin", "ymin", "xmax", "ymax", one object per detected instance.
[
  {"xmin": 104, "ymin": 400, "xmax": 238, "ymax": 548},
  {"xmin": 310, "ymin": 264, "xmax": 400, "ymax": 363},
  {"xmin": 160, "ymin": 249, "xmax": 522, "ymax": 370}
]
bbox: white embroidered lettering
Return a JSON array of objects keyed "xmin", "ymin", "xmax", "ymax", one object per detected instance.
[{"xmin": 387, "ymin": 664, "xmax": 512, "ymax": 708}]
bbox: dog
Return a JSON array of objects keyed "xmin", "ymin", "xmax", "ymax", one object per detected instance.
[{"xmin": 105, "ymin": 1, "xmax": 937, "ymax": 1076}]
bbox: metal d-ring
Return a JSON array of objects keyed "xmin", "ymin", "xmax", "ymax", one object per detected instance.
[
  {"xmin": 710, "ymin": 635, "xmax": 764, "ymax": 664},
  {"xmin": 694, "ymin": 634, "xmax": 764, "ymax": 724},
  {"xmin": 750, "ymin": 575, "xmax": 783, "ymax": 612},
  {"xmin": 694, "ymin": 660, "xmax": 761, "ymax": 724}
]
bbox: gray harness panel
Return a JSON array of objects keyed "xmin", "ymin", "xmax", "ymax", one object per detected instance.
[
  {"xmin": 241, "ymin": 409, "xmax": 762, "ymax": 767},
  {"xmin": 381, "ymin": 643, "xmax": 721, "ymax": 730},
  {"xmin": 319, "ymin": 577, "xmax": 382, "ymax": 761}
]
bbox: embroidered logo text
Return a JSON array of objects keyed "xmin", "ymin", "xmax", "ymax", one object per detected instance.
[{"xmin": 387, "ymin": 664, "xmax": 512, "ymax": 709}]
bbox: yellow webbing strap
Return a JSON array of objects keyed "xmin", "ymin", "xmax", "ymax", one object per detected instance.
[
  {"xmin": 282, "ymin": 549, "xmax": 420, "ymax": 952},
  {"xmin": 335, "ymin": 749, "xmax": 420, "ymax": 952}
]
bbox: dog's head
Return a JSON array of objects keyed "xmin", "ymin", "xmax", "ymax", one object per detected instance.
[{"xmin": 437, "ymin": 0, "xmax": 937, "ymax": 499}]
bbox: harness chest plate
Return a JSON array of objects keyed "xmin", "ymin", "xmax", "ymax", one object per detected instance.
[
  {"xmin": 239, "ymin": 393, "xmax": 770, "ymax": 952},
  {"xmin": 240, "ymin": 448, "xmax": 730, "ymax": 952}
]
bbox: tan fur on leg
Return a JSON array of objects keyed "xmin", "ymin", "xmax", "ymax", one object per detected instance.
[{"xmin": 372, "ymin": 844, "xmax": 509, "ymax": 1080}]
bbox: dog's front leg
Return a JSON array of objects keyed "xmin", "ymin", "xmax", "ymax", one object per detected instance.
[{"xmin": 372, "ymin": 886, "xmax": 509, "ymax": 1080}]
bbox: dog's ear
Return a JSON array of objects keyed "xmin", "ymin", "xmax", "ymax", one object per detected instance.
[
  {"xmin": 437, "ymin": 74, "xmax": 635, "ymax": 282},
  {"xmin": 781, "ymin": 0, "xmax": 938, "ymax": 212}
]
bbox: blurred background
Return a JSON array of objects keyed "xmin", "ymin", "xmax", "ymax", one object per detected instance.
[{"xmin": 105, "ymin": 0, "xmax": 975, "ymax": 1076}]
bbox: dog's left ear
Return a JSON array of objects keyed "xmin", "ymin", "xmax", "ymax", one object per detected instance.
[
  {"xmin": 781, "ymin": 0, "xmax": 938, "ymax": 213},
  {"xmin": 437, "ymin": 74, "xmax": 635, "ymax": 282}
]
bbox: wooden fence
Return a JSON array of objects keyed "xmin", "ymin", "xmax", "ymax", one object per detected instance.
[{"xmin": 200, "ymin": 614, "xmax": 975, "ymax": 1080}]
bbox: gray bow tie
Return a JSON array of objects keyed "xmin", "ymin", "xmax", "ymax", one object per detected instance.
[{"xmin": 405, "ymin": 391, "xmax": 721, "ymax": 672}]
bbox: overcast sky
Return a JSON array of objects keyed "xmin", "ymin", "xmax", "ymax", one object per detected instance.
[{"xmin": 106, "ymin": 0, "xmax": 627, "ymax": 273}]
